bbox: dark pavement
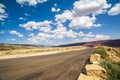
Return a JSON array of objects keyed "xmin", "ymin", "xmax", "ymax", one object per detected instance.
[{"xmin": 0, "ymin": 48, "xmax": 94, "ymax": 80}]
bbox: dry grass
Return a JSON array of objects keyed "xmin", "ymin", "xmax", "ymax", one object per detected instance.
[
  {"xmin": 103, "ymin": 46, "xmax": 120, "ymax": 62},
  {"xmin": 0, "ymin": 44, "xmax": 86, "ymax": 56}
]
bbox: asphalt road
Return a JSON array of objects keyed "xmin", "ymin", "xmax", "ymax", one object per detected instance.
[{"xmin": 0, "ymin": 48, "xmax": 94, "ymax": 80}]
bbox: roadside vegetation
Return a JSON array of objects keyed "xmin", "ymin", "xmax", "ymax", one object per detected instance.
[
  {"xmin": 93, "ymin": 46, "xmax": 108, "ymax": 59},
  {"xmin": 100, "ymin": 60, "xmax": 120, "ymax": 80},
  {"xmin": 94, "ymin": 46, "xmax": 120, "ymax": 80}
]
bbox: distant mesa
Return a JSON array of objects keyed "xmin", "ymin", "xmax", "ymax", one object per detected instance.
[{"xmin": 58, "ymin": 39, "xmax": 120, "ymax": 47}]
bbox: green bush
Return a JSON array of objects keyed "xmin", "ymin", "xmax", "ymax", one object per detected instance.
[
  {"xmin": 94, "ymin": 47, "xmax": 108, "ymax": 59},
  {"xmin": 100, "ymin": 60, "xmax": 120, "ymax": 80}
]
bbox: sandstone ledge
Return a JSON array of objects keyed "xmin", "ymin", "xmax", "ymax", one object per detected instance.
[{"xmin": 77, "ymin": 54, "xmax": 107, "ymax": 80}]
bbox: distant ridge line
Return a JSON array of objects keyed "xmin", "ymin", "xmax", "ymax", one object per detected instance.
[{"xmin": 58, "ymin": 39, "xmax": 120, "ymax": 47}]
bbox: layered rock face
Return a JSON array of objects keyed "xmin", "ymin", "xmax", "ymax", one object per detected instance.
[
  {"xmin": 85, "ymin": 64, "xmax": 107, "ymax": 80},
  {"xmin": 78, "ymin": 73, "xmax": 99, "ymax": 80},
  {"xmin": 78, "ymin": 54, "xmax": 107, "ymax": 80},
  {"xmin": 90, "ymin": 54, "xmax": 101, "ymax": 64}
]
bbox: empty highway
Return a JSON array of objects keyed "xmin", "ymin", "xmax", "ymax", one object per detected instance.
[{"xmin": 0, "ymin": 48, "xmax": 94, "ymax": 80}]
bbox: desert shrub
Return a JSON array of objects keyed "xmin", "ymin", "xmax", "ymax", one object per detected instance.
[
  {"xmin": 113, "ymin": 49, "xmax": 120, "ymax": 58},
  {"xmin": 94, "ymin": 47, "xmax": 108, "ymax": 59},
  {"xmin": 107, "ymin": 48, "xmax": 111, "ymax": 51},
  {"xmin": 100, "ymin": 60, "xmax": 120, "ymax": 80}
]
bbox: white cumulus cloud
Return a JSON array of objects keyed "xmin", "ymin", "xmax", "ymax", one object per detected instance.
[
  {"xmin": 69, "ymin": 15, "xmax": 101, "ymax": 29},
  {"xmin": 16, "ymin": 0, "xmax": 48, "ymax": 6},
  {"xmin": 74, "ymin": 34, "xmax": 110, "ymax": 43},
  {"xmin": 85, "ymin": 32, "xmax": 95, "ymax": 37},
  {"xmin": 51, "ymin": 7, "xmax": 60, "ymax": 12},
  {"xmin": 54, "ymin": 0, "xmax": 109, "ymax": 29},
  {"xmin": 19, "ymin": 0, "xmax": 111, "ymax": 44},
  {"xmin": 19, "ymin": 17, "xmax": 26, "ymax": 20},
  {"xmin": 19, "ymin": 20, "xmax": 52, "ymax": 32},
  {"xmin": 25, "ymin": 13, "xmax": 29, "ymax": 16},
  {"xmin": 73, "ymin": 0, "xmax": 111, "ymax": 16},
  {"xmin": 27, "ymin": 25, "xmax": 78, "ymax": 44},
  {"xmin": 108, "ymin": 3, "xmax": 120, "ymax": 15},
  {"xmin": 78, "ymin": 31, "xmax": 95, "ymax": 37},
  {"xmin": 27, "ymin": 32, "xmax": 54, "ymax": 44},
  {"xmin": 9, "ymin": 30, "xmax": 24, "ymax": 37},
  {"xmin": 95, "ymin": 34, "xmax": 110, "ymax": 40},
  {"xmin": 0, "ymin": 3, "xmax": 8, "ymax": 21},
  {"xmin": 51, "ymin": 26, "xmax": 77, "ymax": 39},
  {"xmin": 29, "ymin": 33, "xmax": 35, "ymax": 37},
  {"xmin": 55, "ymin": 10, "xmax": 72, "ymax": 23},
  {"xmin": 54, "ymin": 3, "xmax": 57, "ymax": 6},
  {"xmin": 51, "ymin": 3, "xmax": 60, "ymax": 12}
]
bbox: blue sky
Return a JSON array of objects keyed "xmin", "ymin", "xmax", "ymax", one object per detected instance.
[{"xmin": 0, "ymin": 0, "xmax": 120, "ymax": 45}]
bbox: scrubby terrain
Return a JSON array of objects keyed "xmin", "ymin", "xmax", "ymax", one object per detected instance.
[
  {"xmin": 0, "ymin": 44, "xmax": 86, "ymax": 56},
  {"xmin": 94, "ymin": 46, "xmax": 120, "ymax": 80},
  {"xmin": 104, "ymin": 46, "xmax": 120, "ymax": 62}
]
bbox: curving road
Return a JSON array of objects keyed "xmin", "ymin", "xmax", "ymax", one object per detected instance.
[{"xmin": 0, "ymin": 48, "xmax": 94, "ymax": 80}]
